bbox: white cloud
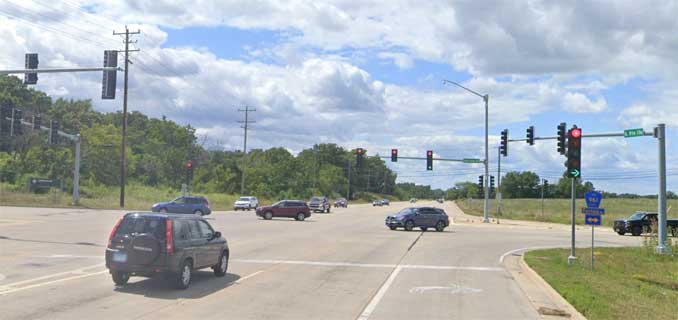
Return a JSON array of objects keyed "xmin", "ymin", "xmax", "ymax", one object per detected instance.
[
  {"xmin": 377, "ymin": 52, "xmax": 413, "ymax": 70},
  {"xmin": 562, "ymin": 92, "xmax": 607, "ymax": 113}
]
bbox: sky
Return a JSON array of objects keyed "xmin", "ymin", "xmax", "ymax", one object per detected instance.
[{"xmin": 1, "ymin": 0, "xmax": 677, "ymax": 194}]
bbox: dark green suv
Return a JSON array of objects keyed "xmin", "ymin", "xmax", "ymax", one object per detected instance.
[{"xmin": 105, "ymin": 212, "xmax": 229, "ymax": 289}]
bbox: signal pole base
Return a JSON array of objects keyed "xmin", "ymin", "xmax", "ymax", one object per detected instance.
[
  {"xmin": 655, "ymin": 245, "xmax": 672, "ymax": 255},
  {"xmin": 567, "ymin": 255, "xmax": 577, "ymax": 265}
]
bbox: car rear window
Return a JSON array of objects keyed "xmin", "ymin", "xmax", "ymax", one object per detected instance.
[{"xmin": 116, "ymin": 217, "xmax": 166, "ymax": 239}]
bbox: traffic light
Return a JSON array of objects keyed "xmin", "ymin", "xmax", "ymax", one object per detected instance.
[
  {"xmin": 391, "ymin": 149, "xmax": 398, "ymax": 162},
  {"xmin": 557, "ymin": 122, "xmax": 566, "ymax": 154},
  {"xmin": 11, "ymin": 108, "xmax": 22, "ymax": 136},
  {"xmin": 477, "ymin": 175, "xmax": 484, "ymax": 198},
  {"xmin": 186, "ymin": 161, "xmax": 194, "ymax": 185},
  {"xmin": 500, "ymin": 129, "xmax": 508, "ymax": 156},
  {"xmin": 102, "ymin": 50, "xmax": 118, "ymax": 99},
  {"xmin": 490, "ymin": 175, "xmax": 495, "ymax": 192},
  {"xmin": 24, "ymin": 53, "xmax": 38, "ymax": 85},
  {"xmin": 566, "ymin": 126, "xmax": 582, "ymax": 178},
  {"xmin": 50, "ymin": 120, "xmax": 59, "ymax": 144},
  {"xmin": 526, "ymin": 126, "xmax": 534, "ymax": 145},
  {"xmin": 356, "ymin": 148, "xmax": 364, "ymax": 167},
  {"xmin": 543, "ymin": 179, "xmax": 548, "ymax": 187},
  {"xmin": 33, "ymin": 114, "xmax": 41, "ymax": 130},
  {"xmin": 426, "ymin": 150, "xmax": 433, "ymax": 170}
]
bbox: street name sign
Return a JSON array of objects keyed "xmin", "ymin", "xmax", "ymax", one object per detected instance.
[{"xmin": 624, "ymin": 128, "xmax": 645, "ymax": 138}]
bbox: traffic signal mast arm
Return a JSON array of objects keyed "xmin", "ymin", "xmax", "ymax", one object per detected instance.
[
  {"xmin": 1, "ymin": 116, "xmax": 79, "ymax": 141},
  {"xmin": 377, "ymin": 155, "xmax": 481, "ymax": 162},
  {"xmin": 507, "ymin": 131, "xmax": 653, "ymax": 142},
  {"xmin": 0, "ymin": 67, "xmax": 120, "ymax": 75}
]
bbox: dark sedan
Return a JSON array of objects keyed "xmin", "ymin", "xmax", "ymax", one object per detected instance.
[{"xmin": 385, "ymin": 207, "xmax": 449, "ymax": 232}]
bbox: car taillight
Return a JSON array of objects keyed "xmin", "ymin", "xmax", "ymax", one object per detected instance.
[
  {"xmin": 108, "ymin": 218, "xmax": 123, "ymax": 247},
  {"xmin": 166, "ymin": 219, "xmax": 174, "ymax": 254}
]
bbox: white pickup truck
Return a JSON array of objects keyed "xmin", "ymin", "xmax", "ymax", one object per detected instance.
[{"xmin": 234, "ymin": 196, "xmax": 259, "ymax": 211}]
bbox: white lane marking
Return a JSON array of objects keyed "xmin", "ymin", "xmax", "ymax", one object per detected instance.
[
  {"xmin": 401, "ymin": 264, "xmax": 503, "ymax": 272},
  {"xmin": 357, "ymin": 266, "xmax": 403, "ymax": 320},
  {"xmin": 40, "ymin": 254, "xmax": 103, "ymax": 259},
  {"xmin": 409, "ymin": 283, "xmax": 483, "ymax": 294},
  {"xmin": 233, "ymin": 259, "xmax": 394, "ymax": 269},
  {"xmin": 499, "ymin": 246, "xmax": 562, "ymax": 264},
  {"xmin": 0, "ymin": 263, "xmax": 104, "ymax": 289},
  {"xmin": 233, "ymin": 270, "xmax": 265, "ymax": 284},
  {"xmin": 0, "ymin": 270, "xmax": 108, "ymax": 295},
  {"xmin": 232, "ymin": 259, "xmax": 502, "ymax": 272}
]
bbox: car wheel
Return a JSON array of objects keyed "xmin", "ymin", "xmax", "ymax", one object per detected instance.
[
  {"xmin": 159, "ymin": 208, "xmax": 167, "ymax": 213},
  {"xmin": 420, "ymin": 227, "xmax": 428, "ymax": 231},
  {"xmin": 175, "ymin": 259, "xmax": 192, "ymax": 289},
  {"xmin": 404, "ymin": 220, "xmax": 415, "ymax": 231},
  {"xmin": 193, "ymin": 210, "xmax": 203, "ymax": 216},
  {"xmin": 326, "ymin": 207, "xmax": 330, "ymax": 213},
  {"xmin": 296, "ymin": 212, "xmax": 306, "ymax": 221},
  {"xmin": 264, "ymin": 211, "xmax": 273, "ymax": 220},
  {"xmin": 631, "ymin": 226, "xmax": 642, "ymax": 236},
  {"xmin": 435, "ymin": 221, "xmax": 445, "ymax": 232},
  {"xmin": 389, "ymin": 226, "xmax": 397, "ymax": 230},
  {"xmin": 111, "ymin": 271, "xmax": 130, "ymax": 286},
  {"xmin": 213, "ymin": 251, "xmax": 229, "ymax": 277},
  {"xmin": 617, "ymin": 231, "xmax": 626, "ymax": 236}
]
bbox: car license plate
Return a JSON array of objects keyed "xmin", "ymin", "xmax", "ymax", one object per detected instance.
[{"xmin": 113, "ymin": 252, "xmax": 127, "ymax": 263}]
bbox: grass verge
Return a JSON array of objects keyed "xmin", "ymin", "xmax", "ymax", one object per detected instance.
[
  {"xmin": 524, "ymin": 242, "xmax": 678, "ymax": 320},
  {"xmin": 456, "ymin": 198, "xmax": 678, "ymax": 227}
]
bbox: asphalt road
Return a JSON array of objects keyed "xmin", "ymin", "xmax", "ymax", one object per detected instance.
[{"xmin": 0, "ymin": 201, "xmax": 640, "ymax": 319}]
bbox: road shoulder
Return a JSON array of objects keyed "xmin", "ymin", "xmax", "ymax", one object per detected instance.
[{"xmin": 503, "ymin": 252, "xmax": 586, "ymax": 320}]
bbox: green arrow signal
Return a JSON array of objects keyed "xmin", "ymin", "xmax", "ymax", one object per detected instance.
[{"xmin": 570, "ymin": 169, "xmax": 580, "ymax": 178}]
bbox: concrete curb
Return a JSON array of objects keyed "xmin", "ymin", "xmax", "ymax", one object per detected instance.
[{"xmin": 503, "ymin": 251, "xmax": 587, "ymax": 320}]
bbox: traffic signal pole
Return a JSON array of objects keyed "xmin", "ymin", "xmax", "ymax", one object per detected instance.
[
  {"xmin": 568, "ymin": 178, "xmax": 577, "ymax": 265},
  {"xmin": 505, "ymin": 125, "xmax": 669, "ymax": 255},
  {"xmin": 656, "ymin": 124, "xmax": 670, "ymax": 254}
]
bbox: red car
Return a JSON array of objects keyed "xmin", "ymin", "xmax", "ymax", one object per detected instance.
[{"xmin": 256, "ymin": 200, "xmax": 311, "ymax": 221}]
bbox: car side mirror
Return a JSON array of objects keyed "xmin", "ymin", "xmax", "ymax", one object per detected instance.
[{"xmin": 213, "ymin": 231, "xmax": 221, "ymax": 239}]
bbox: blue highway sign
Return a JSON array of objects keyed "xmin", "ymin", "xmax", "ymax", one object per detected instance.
[
  {"xmin": 581, "ymin": 207, "xmax": 605, "ymax": 215},
  {"xmin": 585, "ymin": 191, "xmax": 602, "ymax": 208},
  {"xmin": 585, "ymin": 214, "xmax": 602, "ymax": 226}
]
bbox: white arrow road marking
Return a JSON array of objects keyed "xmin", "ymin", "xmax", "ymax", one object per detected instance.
[{"xmin": 410, "ymin": 283, "xmax": 483, "ymax": 294}]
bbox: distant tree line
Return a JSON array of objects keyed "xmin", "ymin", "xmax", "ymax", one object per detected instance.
[{"xmin": 0, "ymin": 76, "xmax": 441, "ymax": 201}]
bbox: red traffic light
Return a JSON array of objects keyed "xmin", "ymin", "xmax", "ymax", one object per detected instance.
[
  {"xmin": 392, "ymin": 149, "xmax": 397, "ymax": 155},
  {"xmin": 427, "ymin": 151, "xmax": 433, "ymax": 156},
  {"xmin": 186, "ymin": 161, "xmax": 193, "ymax": 169},
  {"xmin": 357, "ymin": 148, "xmax": 364, "ymax": 155},
  {"xmin": 570, "ymin": 128, "xmax": 582, "ymax": 139}
]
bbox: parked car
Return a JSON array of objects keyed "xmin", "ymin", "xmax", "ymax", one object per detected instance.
[
  {"xmin": 372, "ymin": 200, "xmax": 382, "ymax": 206},
  {"xmin": 385, "ymin": 207, "xmax": 449, "ymax": 232},
  {"xmin": 105, "ymin": 212, "xmax": 229, "ymax": 289},
  {"xmin": 256, "ymin": 200, "xmax": 311, "ymax": 221},
  {"xmin": 409, "ymin": 198, "xmax": 417, "ymax": 203},
  {"xmin": 334, "ymin": 198, "xmax": 348, "ymax": 208},
  {"xmin": 308, "ymin": 196, "xmax": 331, "ymax": 213},
  {"xmin": 613, "ymin": 212, "xmax": 678, "ymax": 236},
  {"xmin": 381, "ymin": 199, "xmax": 390, "ymax": 206},
  {"xmin": 233, "ymin": 196, "xmax": 259, "ymax": 211},
  {"xmin": 151, "ymin": 196, "xmax": 211, "ymax": 216}
]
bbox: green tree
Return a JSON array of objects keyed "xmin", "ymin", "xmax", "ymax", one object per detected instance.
[{"xmin": 501, "ymin": 171, "xmax": 541, "ymax": 198}]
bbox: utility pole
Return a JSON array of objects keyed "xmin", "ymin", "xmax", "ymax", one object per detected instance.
[
  {"xmin": 497, "ymin": 145, "xmax": 501, "ymax": 215},
  {"xmin": 347, "ymin": 160, "xmax": 351, "ymax": 200},
  {"xmin": 655, "ymin": 123, "xmax": 671, "ymax": 254},
  {"xmin": 237, "ymin": 106, "xmax": 255, "ymax": 195},
  {"xmin": 113, "ymin": 26, "xmax": 140, "ymax": 208},
  {"xmin": 541, "ymin": 178, "xmax": 545, "ymax": 217}
]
